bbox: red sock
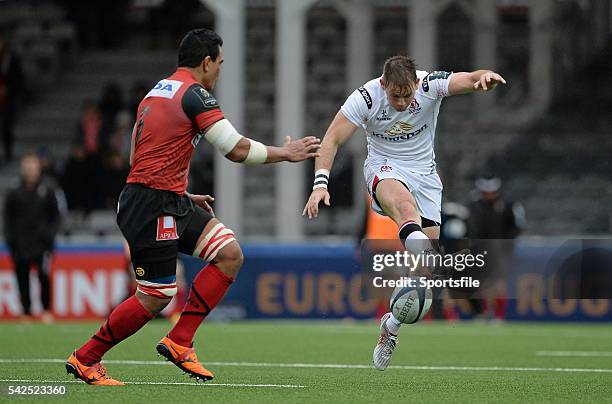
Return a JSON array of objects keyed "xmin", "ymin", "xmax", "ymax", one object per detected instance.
[
  {"xmin": 168, "ymin": 264, "xmax": 233, "ymax": 347},
  {"xmin": 76, "ymin": 295, "xmax": 154, "ymax": 365}
]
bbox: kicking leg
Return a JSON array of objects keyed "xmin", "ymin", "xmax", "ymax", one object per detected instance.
[
  {"xmin": 375, "ymin": 179, "xmax": 437, "ymax": 258},
  {"xmin": 371, "ymin": 179, "xmax": 439, "ymax": 370}
]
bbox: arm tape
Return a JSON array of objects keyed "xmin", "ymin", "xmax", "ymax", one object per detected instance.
[
  {"xmin": 244, "ymin": 139, "xmax": 268, "ymax": 164},
  {"xmin": 204, "ymin": 119, "xmax": 243, "ymax": 155}
]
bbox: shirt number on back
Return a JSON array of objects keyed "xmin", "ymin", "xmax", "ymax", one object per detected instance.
[{"xmin": 134, "ymin": 106, "xmax": 150, "ymax": 144}]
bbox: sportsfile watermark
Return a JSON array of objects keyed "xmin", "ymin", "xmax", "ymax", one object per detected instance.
[
  {"xmin": 359, "ymin": 238, "xmax": 612, "ymax": 299},
  {"xmin": 372, "ymin": 274, "xmax": 482, "ymax": 289}
]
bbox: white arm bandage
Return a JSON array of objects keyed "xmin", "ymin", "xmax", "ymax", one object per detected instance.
[
  {"xmin": 204, "ymin": 118, "xmax": 268, "ymax": 164},
  {"xmin": 204, "ymin": 119, "xmax": 242, "ymax": 155},
  {"xmin": 244, "ymin": 139, "xmax": 268, "ymax": 164}
]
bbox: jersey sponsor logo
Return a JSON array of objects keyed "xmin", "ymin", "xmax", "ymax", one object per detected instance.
[
  {"xmin": 380, "ymin": 165, "xmax": 393, "ymax": 172},
  {"xmin": 156, "ymin": 216, "xmax": 179, "ymax": 241},
  {"xmin": 376, "ymin": 108, "xmax": 391, "ymax": 121},
  {"xmin": 145, "ymin": 79, "xmax": 184, "ymax": 99},
  {"xmin": 422, "ymin": 77, "xmax": 430, "ymax": 92},
  {"xmin": 408, "ymin": 99, "xmax": 421, "ymax": 114},
  {"xmin": 358, "ymin": 87, "xmax": 372, "ymax": 109},
  {"xmin": 371, "ymin": 123, "xmax": 428, "ymax": 142},
  {"xmin": 427, "ymin": 71, "xmax": 452, "ymax": 81},
  {"xmin": 385, "ymin": 121, "xmax": 413, "ymax": 136},
  {"xmin": 191, "ymin": 133, "xmax": 202, "ymax": 148}
]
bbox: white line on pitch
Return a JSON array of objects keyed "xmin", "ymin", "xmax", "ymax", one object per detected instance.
[
  {"xmin": 1, "ymin": 359, "xmax": 612, "ymax": 374},
  {"xmin": 0, "ymin": 379, "xmax": 304, "ymax": 388},
  {"xmin": 536, "ymin": 351, "xmax": 612, "ymax": 357}
]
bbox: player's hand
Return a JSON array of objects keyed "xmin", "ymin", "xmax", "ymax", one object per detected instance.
[
  {"xmin": 474, "ymin": 71, "xmax": 506, "ymax": 91},
  {"xmin": 189, "ymin": 194, "xmax": 215, "ymax": 217},
  {"xmin": 302, "ymin": 188, "xmax": 331, "ymax": 219},
  {"xmin": 283, "ymin": 136, "xmax": 321, "ymax": 162}
]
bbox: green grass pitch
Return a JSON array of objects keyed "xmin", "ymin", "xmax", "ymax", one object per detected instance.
[{"xmin": 0, "ymin": 320, "xmax": 611, "ymax": 403}]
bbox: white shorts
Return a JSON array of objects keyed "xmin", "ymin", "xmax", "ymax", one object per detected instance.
[{"xmin": 363, "ymin": 157, "xmax": 443, "ymax": 224}]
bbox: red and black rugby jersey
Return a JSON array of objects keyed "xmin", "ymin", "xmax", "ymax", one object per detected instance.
[{"xmin": 127, "ymin": 68, "xmax": 224, "ymax": 195}]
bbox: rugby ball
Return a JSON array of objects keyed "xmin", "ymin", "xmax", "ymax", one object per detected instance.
[{"xmin": 389, "ymin": 282, "xmax": 432, "ymax": 324}]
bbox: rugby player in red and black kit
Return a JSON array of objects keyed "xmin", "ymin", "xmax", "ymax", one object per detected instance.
[{"xmin": 66, "ymin": 28, "xmax": 321, "ymax": 385}]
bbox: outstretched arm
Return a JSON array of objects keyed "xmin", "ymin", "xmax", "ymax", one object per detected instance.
[
  {"xmin": 448, "ymin": 70, "xmax": 506, "ymax": 96},
  {"xmin": 203, "ymin": 118, "xmax": 320, "ymax": 164},
  {"xmin": 226, "ymin": 134, "xmax": 321, "ymax": 164},
  {"xmin": 180, "ymin": 84, "xmax": 319, "ymax": 164},
  {"xmin": 302, "ymin": 111, "xmax": 359, "ymax": 219}
]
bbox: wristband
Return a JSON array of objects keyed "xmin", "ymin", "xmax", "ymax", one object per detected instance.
[{"xmin": 312, "ymin": 169, "xmax": 330, "ymax": 190}]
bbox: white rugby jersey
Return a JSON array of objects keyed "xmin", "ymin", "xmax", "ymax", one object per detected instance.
[{"xmin": 340, "ymin": 70, "xmax": 453, "ymax": 174}]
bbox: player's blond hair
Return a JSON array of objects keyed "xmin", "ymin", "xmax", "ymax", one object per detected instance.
[{"xmin": 383, "ymin": 56, "xmax": 417, "ymax": 90}]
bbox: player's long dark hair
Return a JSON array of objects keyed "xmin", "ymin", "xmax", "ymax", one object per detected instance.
[{"xmin": 178, "ymin": 28, "xmax": 223, "ymax": 68}]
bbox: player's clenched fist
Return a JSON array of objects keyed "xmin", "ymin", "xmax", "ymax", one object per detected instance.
[
  {"xmin": 283, "ymin": 136, "xmax": 321, "ymax": 162},
  {"xmin": 302, "ymin": 188, "xmax": 330, "ymax": 219}
]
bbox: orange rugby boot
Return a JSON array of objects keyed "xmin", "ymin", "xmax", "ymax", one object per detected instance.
[
  {"xmin": 65, "ymin": 351, "xmax": 125, "ymax": 386},
  {"xmin": 156, "ymin": 336, "xmax": 214, "ymax": 381}
]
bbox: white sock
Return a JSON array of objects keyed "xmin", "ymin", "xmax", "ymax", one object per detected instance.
[
  {"xmin": 385, "ymin": 313, "xmax": 402, "ymax": 335},
  {"xmin": 404, "ymin": 230, "xmax": 434, "ymax": 255}
]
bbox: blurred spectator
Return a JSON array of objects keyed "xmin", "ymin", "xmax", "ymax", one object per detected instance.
[
  {"xmin": 74, "ymin": 100, "xmax": 103, "ymax": 156},
  {"xmin": 60, "ymin": 144, "xmax": 89, "ymax": 212},
  {"xmin": 436, "ymin": 201, "xmax": 471, "ymax": 321},
  {"xmin": 467, "ymin": 175, "xmax": 526, "ymax": 320},
  {"xmin": 3, "ymin": 153, "xmax": 61, "ymax": 322},
  {"xmin": 64, "ymin": 83, "xmax": 134, "ymax": 214},
  {"xmin": 0, "ymin": 35, "xmax": 24, "ymax": 164},
  {"xmin": 36, "ymin": 146, "xmax": 68, "ymax": 218},
  {"xmin": 109, "ymin": 110, "xmax": 133, "ymax": 160},
  {"xmin": 468, "ymin": 176, "xmax": 525, "ymax": 239},
  {"xmin": 129, "ymin": 81, "xmax": 149, "ymax": 117},
  {"xmin": 440, "ymin": 201, "xmax": 470, "ymax": 250},
  {"xmin": 68, "ymin": 100, "xmax": 105, "ymax": 213},
  {"xmin": 102, "ymin": 150, "xmax": 129, "ymax": 209},
  {"xmin": 99, "ymin": 82, "xmax": 124, "ymax": 146},
  {"xmin": 36, "ymin": 145, "xmax": 60, "ymax": 183}
]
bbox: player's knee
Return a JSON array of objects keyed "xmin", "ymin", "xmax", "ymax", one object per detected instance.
[
  {"xmin": 213, "ymin": 241, "xmax": 244, "ymax": 278},
  {"xmin": 193, "ymin": 222, "xmax": 237, "ymax": 262},
  {"xmin": 395, "ymin": 199, "xmax": 420, "ymax": 222},
  {"xmin": 216, "ymin": 241, "xmax": 244, "ymax": 269},
  {"xmin": 135, "ymin": 291, "xmax": 172, "ymax": 315}
]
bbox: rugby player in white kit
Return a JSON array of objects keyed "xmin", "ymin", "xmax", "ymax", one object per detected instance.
[{"xmin": 303, "ymin": 56, "xmax": 506, "ymax": 370}]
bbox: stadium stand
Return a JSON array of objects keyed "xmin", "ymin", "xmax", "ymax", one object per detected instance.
[
  {"xmin": 0, "ymin": 0, "xmax": 609, "ymax": 239},
  {"xmin": 486, "ymin": 39, "xmax": 612, "ymax": 234},
  {"xmin": 243, "ymin": 5, "xmax": 277, "ymax": 236}
]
